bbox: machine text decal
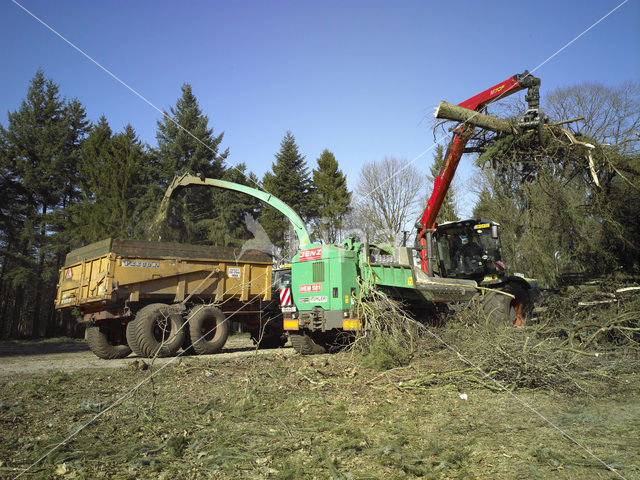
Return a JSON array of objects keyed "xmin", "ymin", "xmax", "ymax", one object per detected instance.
[
  {"xmin": 299, "ymin": 283, "xmax": 321, "ymax": 293},
  {"xmin": 309, "ymin": 295, "xmax": 328, "ymax": 303},
  {"xmin": 299, "ymin": 247, "xmax": 322, "ymax": 262},
  {"xmin": 122, "ymin": 259, "xmax": 159, "ymax": 268}
]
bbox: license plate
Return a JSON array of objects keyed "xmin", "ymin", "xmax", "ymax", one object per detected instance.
[
  {"xmin": 281, "ymin": 306, "xmax": 297, "ymax": 313},
  {"xmin": 342, "ymin": 319, "xmax": 361, "ymax": 330},
  {"xmin": 283, "ymin": 319, "xmax": 299, "ymax": 330}
]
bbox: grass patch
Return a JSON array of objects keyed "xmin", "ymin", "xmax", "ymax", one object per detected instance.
[
  {"xmin": 1, "ymin": 286, "xmax": 639, "ymax": 478},
  {"xmin": 1, "ymin": 349, "xmax": 637, "ymax": 479}
]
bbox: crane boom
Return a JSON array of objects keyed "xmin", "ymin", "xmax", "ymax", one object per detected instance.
[
  {"xmin": 417, "ymin": 71, "xmax": 542, "ymax": 272},
  {"xmin": 163, "ymin": 173, "xmax": 312, "ymax": 248}
]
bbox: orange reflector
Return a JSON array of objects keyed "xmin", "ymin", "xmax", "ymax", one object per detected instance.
[
  {"xmin": 283, "ymin": 319, "xmax": 299, "ymax": 330},
  {"xmin": 342, "ymin": 319, "xmax": 361, "ymax": 330}
]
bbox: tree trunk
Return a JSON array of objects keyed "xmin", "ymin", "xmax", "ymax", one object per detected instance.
[
  {"xmin": 435, "ymin": 101, "xmax": 517, "ymax": 134},
  {"xmin": 32, "ymin": 203, "xmax": 47, "ymax": 338},
  {"xmin": 0, "ymin": 253, "xmax": 8, "ymax": 338},
  {"xmin": 9, "ymin": 289, "xmax": 22, "ymax": 339}
]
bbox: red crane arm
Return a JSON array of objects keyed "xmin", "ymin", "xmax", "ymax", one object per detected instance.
[{"xmin": 417, "ymin": 71, "xmax": 540, "ymax": 273}]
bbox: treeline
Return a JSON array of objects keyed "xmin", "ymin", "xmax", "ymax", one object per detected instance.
[{"xmin": 0, "ymin": 70, "xmax": 351, "ymax": 339}]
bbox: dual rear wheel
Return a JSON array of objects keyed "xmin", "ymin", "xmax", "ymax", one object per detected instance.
[
  {"xmin": 187, "ymin": 305, "xmax": 229, "ymax": 355},
  {"xmin": 126, "ymin": 304, "xmax": 229, "ymax": 358},
  {"xmin": 86, "ymin": 323, "xmax": 131, "ymax": 359}
]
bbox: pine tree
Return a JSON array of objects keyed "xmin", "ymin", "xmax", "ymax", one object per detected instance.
[
  {"xmin": 72, "ymin": 119, "xmax": 155, "ymax": 243},
  {"xmin": 310, "ymin": 149, "xmax": 351, "ymax": 243},
  {"xmin": 0, "ymin": 70, "xmax": 88, "ymax": 337},
  {"xmin": 198, "ymin": 164, "xmax": 264, "ymax": 247},
  {"xmin": 155, "ymin": 83, "xmax": 228, "ymax": 244},
  {"xmin": 156, "ymin": 83, "xmax": 227, "ymax": 179},
  {"xmin": 261, "ymin": 131, "xmax": 314, "ymax": 254},
  {"xmin": 428, "ymin": 145, "xmax": 459, "ymax": 224}
]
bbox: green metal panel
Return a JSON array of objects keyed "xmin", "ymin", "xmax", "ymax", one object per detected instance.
[
  {"xmin": 291, "ymin": 244, "xmax": 360, "ymax": 313},
  {"xmin": 312, "ymin": 262, "xmax": 325, "ymax": 283},
  {"xmin": 369, "ymin": 264, "xmax": 415, "ymax": 289},
  {"xmin": 335, "ymin": 248, "xmax": 358, "ymax": 311},
  {"xmin": 357, "ymin": 245, "xmax": 415, "ymax": 292}
]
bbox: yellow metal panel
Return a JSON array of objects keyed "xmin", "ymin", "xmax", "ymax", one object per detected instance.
[
  {"xmin": 241, "ymin": 264, "xmax": 250, "ymax": 301},
  {"xmin": 175, "ymin": 276, "xmax": 186, "ymax": 302},
  {"xmin": 56, "ymin": 240, "xmax": 273, "ymax": 311},
  {"xmin": 262, "ymin": 264, "xmax": 272, "ymax": 301}
]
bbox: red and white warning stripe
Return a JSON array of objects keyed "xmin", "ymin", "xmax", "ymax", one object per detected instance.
[
  {"xmin": 495, "ymin": 260, "xmax": 505, "ymax": 271},
  {"xmin": 279, "ymin": 287, "xmax": 292, "ymax": 306}
]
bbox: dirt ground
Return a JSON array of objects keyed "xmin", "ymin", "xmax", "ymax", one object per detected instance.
[
  {"xmin": 1, "ymin": 325, "xmax": 638, "ymax": 480},
  {"xmin": 0, "ymin": 335, "xmax": 294, "ymax": 377}
]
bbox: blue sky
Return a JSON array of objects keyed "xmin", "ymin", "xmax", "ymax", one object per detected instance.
[{"xmin": 1, "ymin": 0, "xmax": 638, "ymax": 216}]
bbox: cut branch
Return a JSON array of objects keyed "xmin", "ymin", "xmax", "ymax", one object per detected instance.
[
  {"xmin": 552, "ymin": 116, "xmax": 584, "ymax": 127},
  {"xmin": 435, "ymin": 101, "xmax": 517, "ymax": 134}
]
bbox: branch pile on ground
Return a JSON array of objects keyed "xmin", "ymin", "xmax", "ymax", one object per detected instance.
[
  {"xmin": 349, "ymin": 287, "xmax": 427, "ymax": 371},
  {"xmin": 371, "ymin": 283, "xmax": 640, "ymax": 395},
  {"xmin": 536, "ymin": 278, "xmax": 640, "ymax": 352}
]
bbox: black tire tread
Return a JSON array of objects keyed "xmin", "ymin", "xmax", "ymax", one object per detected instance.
[
  {"xmin": 289, "ymin": 332, "xmax": 326, "ymax": 355},
  {"xmin": 134, "ymin": 303, "xmax": 186, "ymax": 358},
  {"xmin": 126, "ymin": 319, "xmax": 144, "ymax": 357},
  {"xmin": 188, "ymin": 306, "xmax": 229, "ymax": 355},
  {"xmin": 86, "ymin": 325, "xmax": 131, "ymax": 360},
  {"xmin": 481, "ymin": 290, "xmax": 511, "ymax": 325},
  {"xmin": 249, "ymin": 328, "xmax": 287, "ymax": 349},
  {"xmin": 482, "ymin": 283, "xmax": 531, "ymax": 326}
]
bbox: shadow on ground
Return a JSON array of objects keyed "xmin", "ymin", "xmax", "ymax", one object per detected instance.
[{"xmin": 0, "ymin": 338, "xmax": 88, "ymax": 357}]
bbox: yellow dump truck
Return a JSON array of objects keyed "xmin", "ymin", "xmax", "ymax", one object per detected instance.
[
  {"xmin": 55, "ymin": 238, "xmax": 277, "ymax": 359},
  {"xmin": 56, "ymin": 173, "xmax": 312, "ymax": 359}
]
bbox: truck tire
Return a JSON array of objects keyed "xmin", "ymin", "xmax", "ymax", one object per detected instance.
[
  {"xmin": 289, "ymin": 332, "xmax": 326, "ymax": 355},
  {"xmin": 188, "ymin": 306, "xmax": 229, "ymax": 355},
  {"xmin": 482, "ymin": 284, "xmax": 530, "ymax": 326},
  {"xmin": 481, "ymin": 290, "xmax": 510, "ymax": 325},
  {"xmin": 86, "ymin": 324, "xmax": 132, "ymax": 359},
  {"xmin": 126, "ymin": 319, "xmax": 144, "ymax": 357},
  {"xmin": 134, "ymin": 303, "xmax": 186, "ymax": 358}
]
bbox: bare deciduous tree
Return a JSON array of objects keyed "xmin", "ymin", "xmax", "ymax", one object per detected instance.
[
  {"xmin": 349, "ymin": 157, "xmax": 425, "ymax": 245},
  {"xmin": 544, "ymin": 80, "xmax": 640, "ymax": 154}
]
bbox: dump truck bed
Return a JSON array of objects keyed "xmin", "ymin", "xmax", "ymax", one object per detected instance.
[{"xmin": 55, "ymin": 238, "xmax": 273, "ymax": 322}]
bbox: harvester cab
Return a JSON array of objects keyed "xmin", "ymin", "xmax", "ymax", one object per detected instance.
[{"xmin": 434, "ymin": 219, "xmax": 505, "ymax": 286}]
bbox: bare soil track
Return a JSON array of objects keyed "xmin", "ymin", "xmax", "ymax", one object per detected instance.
[{"xmin": 0, "ymin": 335, "xmax": 294, "ymax": 377}]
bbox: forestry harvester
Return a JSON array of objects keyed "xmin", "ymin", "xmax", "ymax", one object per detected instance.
[{"xmin": 281, "ymin": 71, "xmax": 546, "ymax": 354}]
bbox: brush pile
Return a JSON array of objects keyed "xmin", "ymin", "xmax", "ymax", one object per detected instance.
[{"xmin": 352, "ymin": 275, "xmax": 640, "ymax": 395}]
